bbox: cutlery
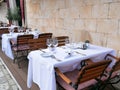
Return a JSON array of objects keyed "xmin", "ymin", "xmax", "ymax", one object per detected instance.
[
  {"xmin": 75, "ymin": 51, "xmax": 86, "ymax": 56},
  {"xmin": 51, "ymin": 55, "xmax": 61, "ymax": 61}
]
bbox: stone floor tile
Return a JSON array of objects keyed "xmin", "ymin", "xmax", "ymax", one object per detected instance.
[{"xmin": 0, "ymin": 57, "xmax": 21, "ymax": 90}]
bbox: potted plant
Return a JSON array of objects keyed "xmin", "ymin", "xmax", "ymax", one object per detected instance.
[
  {"xmin": 6, "ymin": 7, "xmax": 21, "ymax": 25},
  {"xmin": 12, "ymin": 7, "xmax": 21, "ymax": 21},
  {"xmin": 6, "ymin": 8, "xmax": 13, "ymax": 25}
]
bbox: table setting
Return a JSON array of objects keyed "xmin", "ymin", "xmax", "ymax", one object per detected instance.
[
  {"xmin": 27, "ymin": 38, "xmax": 116, "ymax": 90},
  {"xmin": 1, "ymin": 28, "xmax": 41, "ymax": 60}
]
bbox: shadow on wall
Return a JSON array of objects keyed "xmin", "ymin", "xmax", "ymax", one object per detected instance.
[
  {"xmin": 71, "ymin": 30, "xmax": 92, "ymax": 43},
  {"xmin": 80, "ymin": 30, "xmax": 92, "ymax": 43}
]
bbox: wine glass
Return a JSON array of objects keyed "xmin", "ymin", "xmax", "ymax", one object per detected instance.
[
  {"xmin": 46, "ymin": 38, "xmax": 52, "ymax": 48},
  {"xmin": 51, "ymin": 38, "xmax": 58, "ymax": 53},
  {"xmin": 26, "ymin": 29, "xmax": 29, "ymax": 34},
  {"xmin": 18, "ymin": 27, "xmax": 24, "ymax": 33},
  {"xmin": 65, "ymin": 38, "xmax": 69, "ymax": 46},
  {"xmin": 52, "ymin": 38, "xmax": 58, "ymax": 47},
  {"xmin": 20, "ymin": 27, "xmax": 24, "ymax": 33}
]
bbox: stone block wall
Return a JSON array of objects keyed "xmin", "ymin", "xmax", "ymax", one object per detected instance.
[
  {"xmin": 25, "ymin": 0, "xmax": 120, "ymax": 56},
  {"xmin": 0, "ymin": 2, "xmax": 8, "ymax": 23}
]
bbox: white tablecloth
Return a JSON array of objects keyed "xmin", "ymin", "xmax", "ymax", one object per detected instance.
[
  {"xmin": 0, "ymin": 25, "xmax": 18, "ymax": 29},
  {"xmin": 0, "ymin": 27, "xmax": 9, "ymax": 29},
  {"xmin": 27, "ymin": 45, "xmax": 116, "ymax": 90},
  {"xmin": 1, "ymin": 32, "xmax": 39, "ymax": 60}
]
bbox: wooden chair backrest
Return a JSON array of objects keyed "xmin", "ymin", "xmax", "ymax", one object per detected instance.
[
  {"xmin": 113, "ymin": 59, "xmax": 120, "ymax": 72},
  {"xmin": 28, "ymin": 38, "xmax": 47, "ymax": 50},
  {"xmin": 38, "ymin": 33, "xmax": 52, "ymax": 38},
  {"xmin": 0, "ymin": 28, "xmax": 9, "ymax": 34},
  {"xmin": 105, "ymin": 54, "xmax": 120, "ymax": 77},
  {"xmin": 76, "ymin": 59, "xmax": 111, "ymax": 84},
  {"xmin": 55, "ymin": 36, "xmax": 69, "ymax": 46},
  {"xmin": 17, "ymin": 34, "xmax": 34, "ymax": 45}
]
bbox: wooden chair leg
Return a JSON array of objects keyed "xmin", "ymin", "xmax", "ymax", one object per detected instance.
[
  {"xmin": 110, "ymin": 84, "xmax": 116, "ymax": 90},
  {"xmin": 13, "ymin": 51, "xmax": 17, "ymax": 63},
  {"xmin": 56, "ymin": 82, "xmax": 65, "ymax": 90},
  {"xmin": 13, "ymin": 58, "xmax": 16, "ymax": 63}
]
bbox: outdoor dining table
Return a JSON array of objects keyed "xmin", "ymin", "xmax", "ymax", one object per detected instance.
[
  {"xmin": 27, "ymin": 44, "xmax": 116, "ymax": 90},
  {"xmin": 1, "ymin": 31, "xmax": 39, "ymax": 60},
  {"xmin": 0, "ymin": 26, "xmax": 18, "ymax": 37},
  {"xmin": 0, "ymin": 25, "xmax": 18, "ymax": 30},
  {"xmin": 0, "ymin": 27, "xmax": 9, "ymax": 29}
]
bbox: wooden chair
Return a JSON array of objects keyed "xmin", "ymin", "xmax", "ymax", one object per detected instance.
[
  {"xmin": 0, "ymin": 27, "xmax": 18, "ymax": 39},
  {"xmin": 28, "ymin": 33, "xmax": 52, "ymax": 50},
  {"xmin": 55, "ymin": 36, "xmax": 69, "ymax": 46},
  {"xmin": 81, "ymin": 54, "xmax": 120, "ymax": 90},
  {"xmin": 28, "ymin": 38, "xmax": 48, "ymax": 51},
  {"xmin": 38, "ymin": 33, "xmax": 52, "ymax": 38},
  {"xmin": 0, "ymin": 28, "xmax": 9, "ymax": 39},
  {"xmin": 100, "ymin": 54, "xmax": 120, "ymax": 90},
  {"xmin": 0, "ymin": 28, "xmax": 9, "ymax": 34},
  {"xmin": 55, "ymin": 59, "xmax": 112, "ymax": 90},
  {"xmin": 11, "ymin": 34, "xmax": 34, "ymax": 68}
]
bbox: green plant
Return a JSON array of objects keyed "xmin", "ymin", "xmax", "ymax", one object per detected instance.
[
  {"xmin": 6, "ymin": 8, "xmax": 13, "ymax": 21},
  {"xmin": 12, "ymin": 7, "xmax": 21, "ymax": 21},
  {"xmin": 6, "ymin": 7, "xmax": 21, "ymax": 21}
]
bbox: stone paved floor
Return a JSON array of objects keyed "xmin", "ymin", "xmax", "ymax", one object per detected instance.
[{"xmin": 0, "ymin": 57, "xmax": 22, "ymax": 90}]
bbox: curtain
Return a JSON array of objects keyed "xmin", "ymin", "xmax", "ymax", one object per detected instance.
[
  {"xmin": 20, "ymin": 0, "xmax": 25, "ymax": 26},
  {"xmin": 6, "ymin": 0, "xmax": 9, "ymax": 8}
]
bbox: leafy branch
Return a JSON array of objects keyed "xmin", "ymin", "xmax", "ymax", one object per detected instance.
[{"xmin": 6, "ymin": 7, "xmax": 21, "ymax": 21}]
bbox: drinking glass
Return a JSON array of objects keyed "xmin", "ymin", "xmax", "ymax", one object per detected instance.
[
  {"xmin": 18, "ymin": 27, "xmax": 24, "ymax": 33},
  {"xmin": 26, "ymin": 29, "xmax": 29, "ymax": 34},
  {"xmin": 51, "ymin": 38, "xmax": 58, "ymax": 53},
  {"xmin": 46, "ymin": 38, "xmax": 52, "ymax": 48},
  {"xmin": 52, "ymin": 38, "xmax": 58, "ymax": 48},
  {"xmin": 65, "ymin": 38, "xmax": 69, "ymax": 46},
  {"xmin": 18, "ymin": 26, "xmax": 20, "ymax": 33}
]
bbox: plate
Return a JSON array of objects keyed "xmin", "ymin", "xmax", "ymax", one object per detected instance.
[
  {"xmin": 41, "ymin": 52, "xmax": 52, "ymax": 57},
  {"xmin": 70, "ymin": 45, "xmax": 81, "ymax": 49}
]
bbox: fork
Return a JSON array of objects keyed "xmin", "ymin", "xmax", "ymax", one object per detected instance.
[
  {"xmin": 75, "ymin": 51, "xmax": 86, "ymax": 56},
  {"xmin": 51, "ymin": 55, "xmax": 61, "ymax": 61}
]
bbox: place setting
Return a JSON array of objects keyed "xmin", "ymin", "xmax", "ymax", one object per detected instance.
[
  {"xmin": 39, "ymin": 38, "xmax": 82, "ymax": 62},
  {"xmin": 40, "ymin": 38, "xmax": 62, "ymax": 61},
  {"xmin": 60, "ymin": 39, "xmax": 90, "ymax": 57}
]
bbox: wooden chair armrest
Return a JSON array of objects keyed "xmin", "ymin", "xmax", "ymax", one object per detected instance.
[
  {"xmin": 105, "ymin": 54, "xmax": 119, "ymax": 61},
  {"xmin": 55, "ymin": 68, "xmax": 72, "ymax": 85}
]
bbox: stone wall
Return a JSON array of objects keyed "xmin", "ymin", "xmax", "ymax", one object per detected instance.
[
  {"xmin": 25, "ymin": 0, "xmax": 120, "ymax": 56},
  {"xmin": 0, "ymin": 2, "xmax": 8, "ymax": 23}
]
